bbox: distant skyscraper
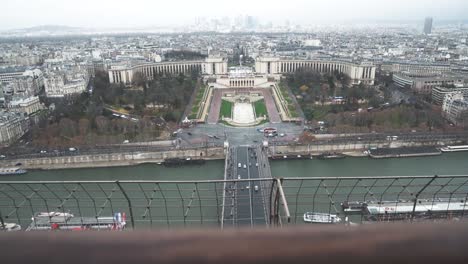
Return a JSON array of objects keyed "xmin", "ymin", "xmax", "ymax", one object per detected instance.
[
  {"xmin": 424, "ymin": 17, "xmax": 433, "ymax": 34},
  {"xmin": 246, "ymin": 16, "xmax": 257, "ymax": 29}
]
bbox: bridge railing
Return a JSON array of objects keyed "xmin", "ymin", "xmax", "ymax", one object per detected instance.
[
  {"xmin": 1, "ymin": 175, "xmax": 468, "ymax": 230},
  {"xmin": 275, "ymin": 175, "xmax": 468, "ymax": 226}
]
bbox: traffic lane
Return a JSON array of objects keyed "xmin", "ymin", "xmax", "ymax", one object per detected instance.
[
  {"xmin": 236, "ymin": 147, "xmax": 252, "ymax": 226},
  {"xmin": 251, "ymin": 149, "xmax": 269, "ymax": 226},
  {"xmin": 223, "ymin": 148, "xmax": 238, "ymax": 227},
  {"xmin": 3, "ymin": 131, "xmax": 468, "ymax": 158},
  {"xmin": 247, "ymin": 150, "xmax": 267, "ymax": 226},
  {"xmin": 225, "ymin": 147, "xmax": 243, "ymax": 227}
]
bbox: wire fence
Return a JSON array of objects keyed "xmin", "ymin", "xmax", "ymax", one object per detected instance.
[
  {"xmin": 1, "ymin": 175, "xmax": 468, "ymax": 231},
  {"xmin": 278, "ymin": 175, "xmax": 468, "ymax": 225}
]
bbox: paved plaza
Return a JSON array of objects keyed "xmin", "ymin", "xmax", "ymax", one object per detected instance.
[
  {"xmin": 233, "ymin": 102, "xmax": 255, "ymax": 124},
  {"xmin": 206, "ymin": 88, "xmax": 282, "ymax": 125}
]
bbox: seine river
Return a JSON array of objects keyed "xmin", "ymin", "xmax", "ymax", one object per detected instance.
[
  {"xmin": 2, "ymin": 152, "xmax": 468, "ymax": 181},
  {"xmin": 2, "ymin": 153, "xmax": 468, "ymax": 229}
]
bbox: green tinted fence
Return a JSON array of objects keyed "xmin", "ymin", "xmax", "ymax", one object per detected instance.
[{"xmin": 1, "ymin": 175, "xmax": 468, "ymax": 231}]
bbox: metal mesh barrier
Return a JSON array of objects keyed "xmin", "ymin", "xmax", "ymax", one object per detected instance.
[
  {"xmin": 1, "ymin": 175, "xmax": 468, "ymax": 231},
  {"xmin": 277, "ymin": 175, "xmax": 468, "ymax": 226}
]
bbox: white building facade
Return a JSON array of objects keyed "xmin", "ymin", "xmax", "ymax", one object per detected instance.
[
  {"xmin": 442, "ymin": 92, "xmax": 468, "ymax": 125},
  {"xmin": 7, "ymin": 96, "xmax": 44, "ymax": 115},
  {"xmin": 381, "ymin": 62, "xmax": 451, "ymax": 75},
  {"xmin": 255, "ymin": 57, "xmax": 376, "ymax": 85},
  {"xmin": 393, "ymin": 72, "xmax": 466, "ymax": 94},
  {"xmin": 432, "ymin": 86, "xmax": 468, "ymax": 105},
  {"xmin": 0, "ymin": 111, "xmax": 30, "ymax": 146},
  {"xmin": 108, "ymin": 57, "xmax": 228, "ymax": 84},
  {"xmin": 212, "ymin": 66, "xmax": 270, "ymax": 88},
  {"xmin": 44, "ymin": 72, "xmax": 89, "ymax": 98}
]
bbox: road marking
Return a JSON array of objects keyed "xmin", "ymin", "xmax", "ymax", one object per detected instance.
[{"xmin": 246, "ymin": 147, "xmax": 254, "ymax": 227}]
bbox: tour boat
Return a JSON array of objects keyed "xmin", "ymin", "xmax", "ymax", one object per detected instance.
[
  {"xmin": 303, "ymin": 212, "xmax": 342, "ymax": 224},
  {"xmin": 27, "ymin": 212, "xmax": 126, "ymax": 231},
  {"xmin": 317, "ymin": 152, "xmax": 346, "ymax": 159},
  {"xmin": 440, "ymin": 145, "xmax": 468, "ymax": 153},
  {"xmin": 341, "ymin": 201, "xmax": 368, "ymax": 213},
  {"xmin": 32, "ymin": 212, "xmax": 74, "ymax": 220},
  {"xmin": 364, "ymin": 198, "xmax": 468, "ymax": 221},
  {"xmin": 0, "ymin": 167, "xmax": 27, "ymax": 176},
  {"xmin": 1, "ymin": 222, "xmax": 22, "ymax": 232}
]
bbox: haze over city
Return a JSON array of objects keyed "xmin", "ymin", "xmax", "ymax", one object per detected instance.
[
  {"xmin": 1, "ymin": 0, "xmax": 468, "ymax": 260},
  {"xmin": 1, "ymin": 0, "xmax": 468, "ymax": 30}
]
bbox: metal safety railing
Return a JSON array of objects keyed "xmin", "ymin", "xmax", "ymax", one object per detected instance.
[
  {"xmin": 277, "ymin": 175, "xmax": 468, "ymax": 226},
  {"xmin": 1, "ymin": 175, "xmax": 468, "ymax": 231}
]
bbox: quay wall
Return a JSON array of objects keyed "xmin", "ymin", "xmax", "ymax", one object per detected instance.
[
  {"xmin": 268, "ymin": 139, "xmax": 464, "ymax": 156},
  {"xmin": 0, "ymin": 138, "xmax": 464, "ymax": 170},
  {"xmin": 0, "ymin": 148, "xmax": 225, "ymax": 170}
]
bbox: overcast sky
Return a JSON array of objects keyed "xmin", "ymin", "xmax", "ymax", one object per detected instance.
[{"xmin": 1, "ymin": 0, "xmax": 467, "ymax": 30}]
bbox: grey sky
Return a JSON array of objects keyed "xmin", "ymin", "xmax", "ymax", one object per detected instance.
[{"xmin": 1, "ymin": 0, "xmax": 467, "ymax": 30}]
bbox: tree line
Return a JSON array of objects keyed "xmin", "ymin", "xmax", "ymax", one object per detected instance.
[
  {"xmin": 283, "ymin": 69, "xmax": 384, "ymax": 120},
  {"xmin": 30, "ymin": 69, "xmax": 199, "ymax": 148}
]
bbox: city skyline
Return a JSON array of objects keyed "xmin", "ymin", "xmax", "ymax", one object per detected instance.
[{"xmin": 1, "ymin": 0, "xmax": 468, "ymax": 31}]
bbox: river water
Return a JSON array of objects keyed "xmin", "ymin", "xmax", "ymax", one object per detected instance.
[{"xmin": 1, "ymin": 153, "xmax": 468, "ymax": 229}]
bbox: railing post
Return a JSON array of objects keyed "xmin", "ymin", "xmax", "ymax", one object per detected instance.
[
  {"xmin": 0, "ymin": 210, "xmax": 5, "ymax": 229},
  {"xmin": 276, "ymin": 178, "xmax": 291, "ymax": 224},
  {"xmin": 269, "ymin": 178, "xmax": 291, "ymax": 227},
  {"xmin": 269, "ymin": 179, "xmax": 278, "ymax": 226},
  {"xmin": 411, "ymin": 175, "xmax": 438, "ymax": 222},
  {"xmin": 116, "ymin": 181, "xmax": 136, "ymax": 230}
]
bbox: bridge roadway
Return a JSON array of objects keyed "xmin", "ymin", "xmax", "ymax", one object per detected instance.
[{"xmin": 222, "ymin": 145, "xmax": 272, "ymax": 228}]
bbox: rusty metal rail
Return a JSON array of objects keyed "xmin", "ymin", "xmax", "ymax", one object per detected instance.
[{"xmin": 2, "ymin": 223, "xmax": 468, "ymax": 263}]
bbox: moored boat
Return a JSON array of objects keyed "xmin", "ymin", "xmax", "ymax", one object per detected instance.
[
  {"xmin": 32, "ymin": 211, "xmax": 74, "ymax": 220},
  {"xmin": 317, "ymin": 152, "xmax": 346, "ymax": 159},
  {"xmin": 163, "ymin": 158, "xmax": 205, "ymax": 167},
  {"xmin": 341, "ymin": 201, "xmax": 368, "ymax": 214},
  {"xmin": 440, "ymin": 145, "xmax": 468, "ymax": 152},
  {"xmin": 303, "ymin": 212, "xmax": 342, "ymax": 224},
  {"xmin": 364, "ymin": 198, "xmax": 468, "ymax": 222},
  {"xmin": 27, "ymin": 211, "xmax": 126, "ymax": 231},
  {"xmin": 0, "ymin": 222, "xmax": 22, "ymax": 232},
  {"xmin": 0, "ymin": 167, "xmax": 27, "ymax": 176}
]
